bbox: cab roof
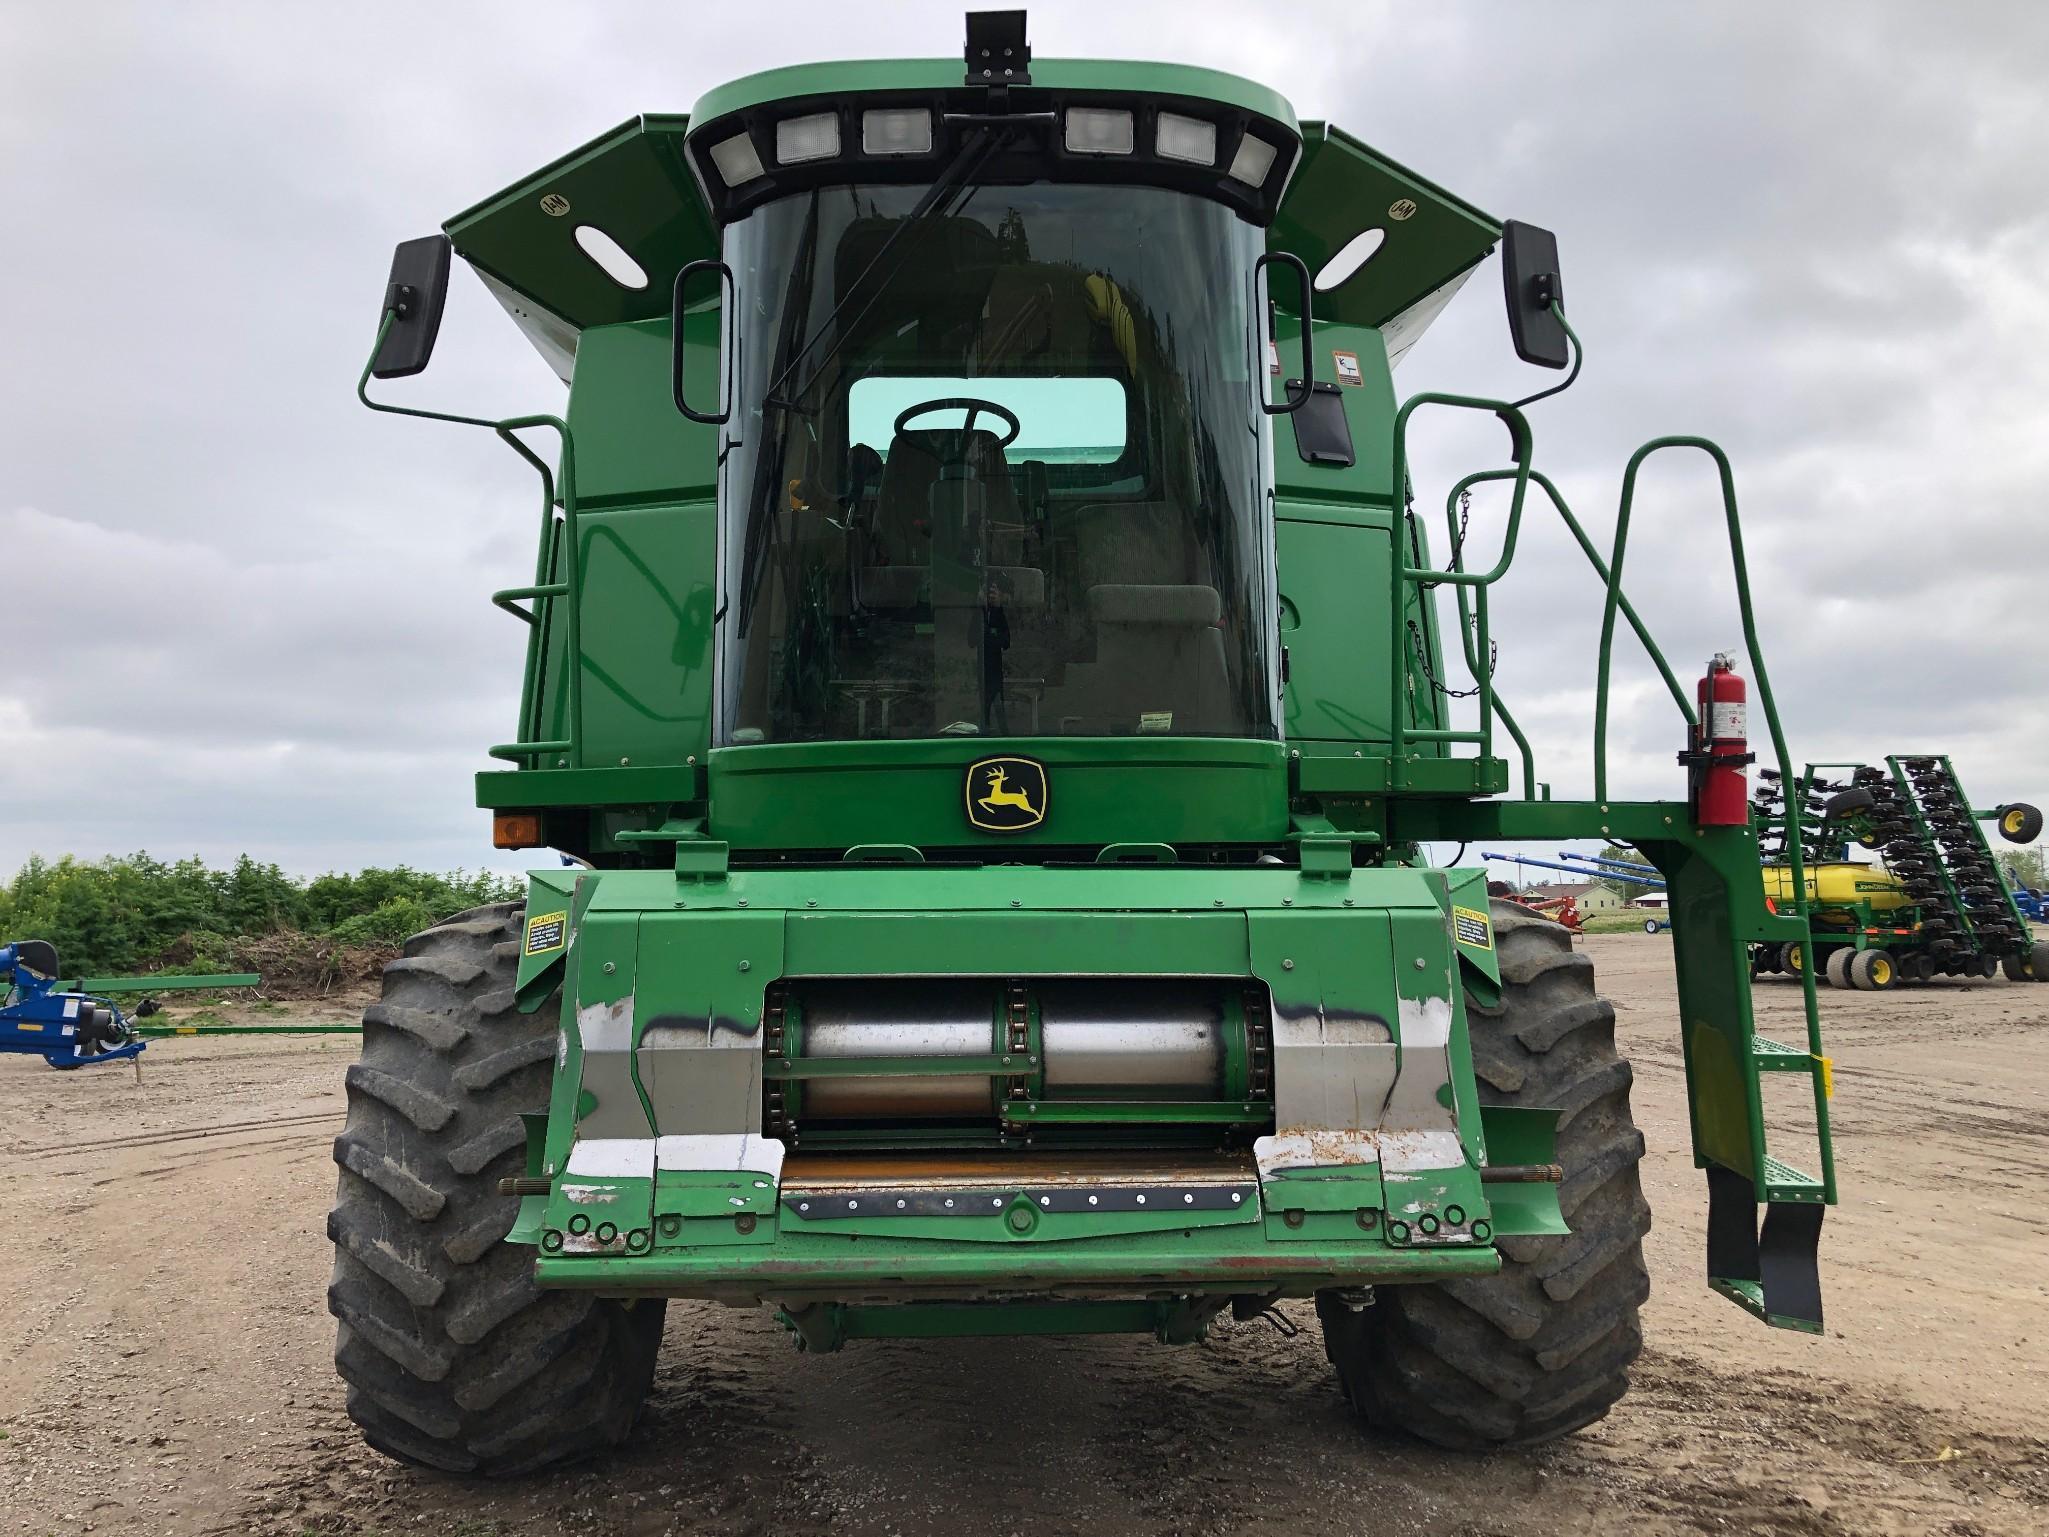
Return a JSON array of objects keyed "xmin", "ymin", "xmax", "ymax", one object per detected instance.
[{"xmin": 444, "ymin": 57, "xmax": 1499, "ymax": 380}]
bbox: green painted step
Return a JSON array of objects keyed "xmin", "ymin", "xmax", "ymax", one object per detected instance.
[
  {"xmin": 1710, "ymin": 1277, "xmax": 1825, "ymax": 1337},
  {"xmin": 1749, "ymin": 1035, "xmax": 1815, "ymax": 1070},
  {"xmin": 1762, "ymin": 1154, "xmax": 1825, "ymax": 1204}
]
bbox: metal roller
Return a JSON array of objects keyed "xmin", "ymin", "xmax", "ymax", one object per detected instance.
[
  {"xmin": 786, "ymin": 978, "xmax": 1235, "ymax": 1123},
  {"xmin": 1035, "ymin": 979, "xmax": 1224, "ymax": 1098},
  {"xmin": 798, "ymin": 980, "xmax": 995, "ymax": 1118}
]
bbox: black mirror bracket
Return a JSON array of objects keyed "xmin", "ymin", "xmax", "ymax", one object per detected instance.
[{"xmin": 1509, "ymin": 300, "xmax": 1583, "ymax": 411}]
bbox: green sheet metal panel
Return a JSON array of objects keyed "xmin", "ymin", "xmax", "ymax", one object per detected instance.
[
  {"xmin": 529, "ymin": 502, "xmax": 716, "ymax": 771},
  {"xmin": 444, "ymin": 115, "xmax": 715, "ymax": 338},
  {"xmin": 1279, "ymin": 516, "xmax": 1398, "ymax": 746},
  {"xmin": 1272, "ymin": 317, "xmax": 1398, "ymax": 498},
  {"xmin": 567, "ymin": 318, "xmax": 720, "ymax": 506},
  {"xmin": 704, "ymin": 738, "xmax": 1289, "ymax": 850},
  {"xmin": 1270, "ymin": 122, "xmax": 1499, "ymax": 329}
]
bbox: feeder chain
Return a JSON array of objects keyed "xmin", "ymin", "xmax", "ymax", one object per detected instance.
[
  {"xmin": 764, "ymin": 983, "xmax": 792, "ymax": 1144},
  {"xmin": 1244, "ymin": 985, "xmax": 1274, "ymax": 1103}
]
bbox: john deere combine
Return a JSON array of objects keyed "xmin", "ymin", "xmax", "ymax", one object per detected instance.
[{"xmin": 332, "ymin": 12, "xmax": 1837, "ymax": 1474}]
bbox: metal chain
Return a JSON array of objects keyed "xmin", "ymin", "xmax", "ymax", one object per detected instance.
[
  {"xmin": 763, "ymin": 984, "xmax": 791, "ymax": 1143},
  {"xmin": 1408, "ymin": 617, "xmax": 1496, "ymax": 699},
  {"xmin": 1413, "ymin": 487, "xmax": 1475, "ymax": 591},
  {"xmin": 1243, "ymin": 987, "xmax": 1273, "ymax": 1103},
  {"xmin": 1004, "ymin": 981, "xmax": 1033, "ymax": 1120}
]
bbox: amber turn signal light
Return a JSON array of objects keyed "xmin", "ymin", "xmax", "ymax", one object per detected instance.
[{"xmin": 493, "ymin": 812, "xmax": 543, "ymax": 849}]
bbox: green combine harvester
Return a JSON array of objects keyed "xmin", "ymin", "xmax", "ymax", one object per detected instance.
[{"xmin": 332, "ymin": 12, "xmax": 1838, "ymax": 1474}]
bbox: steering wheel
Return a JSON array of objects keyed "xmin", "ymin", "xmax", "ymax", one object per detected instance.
[{"xmin": 892, "ymin": 396, "xmax": 1022, "ymax": 452}]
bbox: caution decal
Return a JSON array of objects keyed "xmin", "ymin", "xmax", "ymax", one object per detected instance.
[
  {"xmin": 1452, "ymin": 905, "xmax": 1494, "ymax": 951},
  {"xmin": 524, "ymin": 910, "xmax": 568, "ymax": 957}
]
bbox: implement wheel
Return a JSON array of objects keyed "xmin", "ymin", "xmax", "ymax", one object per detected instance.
[
  {"xmin": 1824, "ymin": 947, "xmax": 1854, "ymax": 989},
  {"xmin": 1849, "ymin": 949, "xmax": 1897, "ymax": 991},
  {"xmin": 1996, "ymin": 803, "xmax": 2043, "ymax": 844},
  {"xmin": 1317, "ymin": 898, "xmax": 1649, "ymax": 1448},
  {"xmin": 327, "ymin": 903, "xmax": 665, "ymax": 1475}
]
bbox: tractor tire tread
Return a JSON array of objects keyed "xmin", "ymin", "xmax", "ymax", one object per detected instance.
[
  {"xmin": 327, "ymin": 901, "xmax": 663, "ymax": 1476},
  {"xmin": 1319, "ymin": 897, "xmax": 1649, "ymax": 1449}
]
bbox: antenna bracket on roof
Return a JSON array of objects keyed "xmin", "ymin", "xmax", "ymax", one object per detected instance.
[{"xmin": 965, "ymin": 10, "xmax": 1030, "ymax": 90}]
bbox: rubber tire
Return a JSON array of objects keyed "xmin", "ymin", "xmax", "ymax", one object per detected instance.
[
  {"xmin": 327, "ymin": 902, "xmax": 666, "ymax": 1475},
  {"xmin": 1824, "ymin": 947, "xmax": 1854, "ymax": 990},
  {"xmin": 1996, "ymin": 802, "xmax": 2043, "ymax": 844},
  {"xmin": 2001, "ymin": 953, "xmax": 2033, "ymax": 983},
  {"xmin": 1317, "ymin": 898, "xmax": 1650, "ymax": 1449},
  {"xmin": 1779, "ymin": 941, "xmax": 1806, "ymax": 976},
  {"xmin": 1848, "ymin": 949, "xmax": 1896, "ymax": 990}
]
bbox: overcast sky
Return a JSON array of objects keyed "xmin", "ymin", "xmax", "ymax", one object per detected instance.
[{"xmin": 3, "ymin": 1, "xmax": 2046, "ymax": 880}]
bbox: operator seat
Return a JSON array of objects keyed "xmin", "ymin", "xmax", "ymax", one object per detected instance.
[
  {"xmin": 1043, "ymin": 501, "xmax": 1232, "ymax": 733},
  {"xmin": 865, "ymin": 426, "xmax": 1031, "ymax": 610}
]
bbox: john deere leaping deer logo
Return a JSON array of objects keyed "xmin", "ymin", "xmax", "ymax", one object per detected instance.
[{"xmin": 965, "ymin": 756, "xmax": 1048, "ymax": 833}]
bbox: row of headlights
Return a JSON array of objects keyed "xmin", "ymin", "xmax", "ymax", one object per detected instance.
[{"xmin": 705, "ymin": 105, "xmax": 1279, "ymax": 192}]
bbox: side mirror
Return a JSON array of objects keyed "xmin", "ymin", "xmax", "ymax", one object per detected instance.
[
  {"xmin": 1501, "ymin": 220, "xmax": 1568, "ymax": 369},
  {"xmin": 370, "ymin": 235, "xmax": 452, "ymax": 380},
  {"xmin": 672, "ymin": 258, "xmax": 735, "ymax": 425}
]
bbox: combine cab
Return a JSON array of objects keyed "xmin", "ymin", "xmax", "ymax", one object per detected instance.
[{"xmin": 332, "ymin": 11, "xmax": 1838, "ymax": 1474}]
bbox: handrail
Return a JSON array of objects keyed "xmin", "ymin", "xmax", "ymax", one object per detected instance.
[
  {"xmin": 357, "ymin": 311, "xmax": 584, "ymax": 768},
  {"xmin": 1439, "ymin": 465, "xmax": 1698, "ymax": 800},
  {"xmin": 1387, "ymin": 392, "xmax": 1534, "ymax": 769},
  {"xmin": 1591, "ymin": 435, "xmax": 1833, "ymax": 1201},
  {"xmin": 1389, "ymin": 382, "xmax": 1830, "ymax": 1201}
]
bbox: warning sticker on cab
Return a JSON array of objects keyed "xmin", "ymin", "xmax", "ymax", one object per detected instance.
[
  {"xmin": 1452, "ymin": 905, "xmax": 1493, "ymax": 951},
  {"xmin": 524, "ymin": 911, "xmax": 568, "ymax": 956}
]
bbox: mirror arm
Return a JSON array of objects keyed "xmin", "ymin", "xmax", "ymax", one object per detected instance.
[{"xmin": 1509, "ymin": 302, "xmax": 1584, "ymax": 410}]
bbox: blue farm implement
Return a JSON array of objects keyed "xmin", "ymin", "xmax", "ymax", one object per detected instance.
[
  {"xmin": 1481, "ymin": 851, "xmax": 1671, "ymax": 933},
  {"xmin": 1, "ymin": 942, "xmax": 146, "ymax": 1068}
]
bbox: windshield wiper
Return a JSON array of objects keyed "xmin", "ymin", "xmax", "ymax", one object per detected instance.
[{"xmin": 762, "ymin": 123, "xmax": 1012, "ymax": 413}]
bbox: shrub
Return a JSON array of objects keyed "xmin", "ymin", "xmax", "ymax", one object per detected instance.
[{"xmin": 0, "ymin": 853, "xmax": 523, "ymax": 977}]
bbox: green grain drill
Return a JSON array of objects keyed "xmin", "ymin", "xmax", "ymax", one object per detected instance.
[{"xmin": 331, "ymin": 11, "xmax": 1838, "ymax": 1474}]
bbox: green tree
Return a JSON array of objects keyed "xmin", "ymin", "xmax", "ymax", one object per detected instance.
[{"xmin": 0, "ymin": 853, "xmax": 524, "ymax": 976}]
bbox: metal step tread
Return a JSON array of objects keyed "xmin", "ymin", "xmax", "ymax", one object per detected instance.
[
  {"xmin": 1710, "ymin": 1277, "xmax": 1825, "ymax": 1336},
  {"xmin": 1749, "ymin": 1035, "xmax": 1814, "ymax": 1069},
  {"xmin": 1762, "ymin": 1154, "xmax": 1825, "ymax": 1202}
]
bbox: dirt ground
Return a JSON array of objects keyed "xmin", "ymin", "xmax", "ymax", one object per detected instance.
[{"xmin": 2, "ymin": 936, "xmax": 2045, "ymax": 1537}]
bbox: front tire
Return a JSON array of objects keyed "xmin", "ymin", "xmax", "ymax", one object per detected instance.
[
  {"xmin": 1317, "ymin": 899, "xmax": 1651, "ymax": 1449},
  {"xmin": 327, "ymin": 902, "xmax": 665, "ymax": 1475}
]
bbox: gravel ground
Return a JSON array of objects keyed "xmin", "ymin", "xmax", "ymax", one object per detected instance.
[{"xmin": 2, "ymin": 936, "xmax": 2045, "ymax": 1537}]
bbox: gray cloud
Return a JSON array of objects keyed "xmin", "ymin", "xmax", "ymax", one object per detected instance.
[{"xmin": 3, "ymin": 0, "xmax": 2045, "ymax": 877}]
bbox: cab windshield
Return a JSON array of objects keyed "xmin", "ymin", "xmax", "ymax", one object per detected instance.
[{"xmin": 716, "ymin": 181, "xmax": 1274, "ymax": 744}]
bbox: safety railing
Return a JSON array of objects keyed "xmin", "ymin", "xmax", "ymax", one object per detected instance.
[
  {"xmin": 1387, "ymin": 311, "xmax": 1832, "ymax": 1205},
  {"xmin": 357, "ymin": 311, "xmax": 584, "ymax": 767}
]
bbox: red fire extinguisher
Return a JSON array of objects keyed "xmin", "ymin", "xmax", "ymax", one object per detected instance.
[{"xmin": 1686, "ymin": 652, "xmax": 1754, "ymax": 826}]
